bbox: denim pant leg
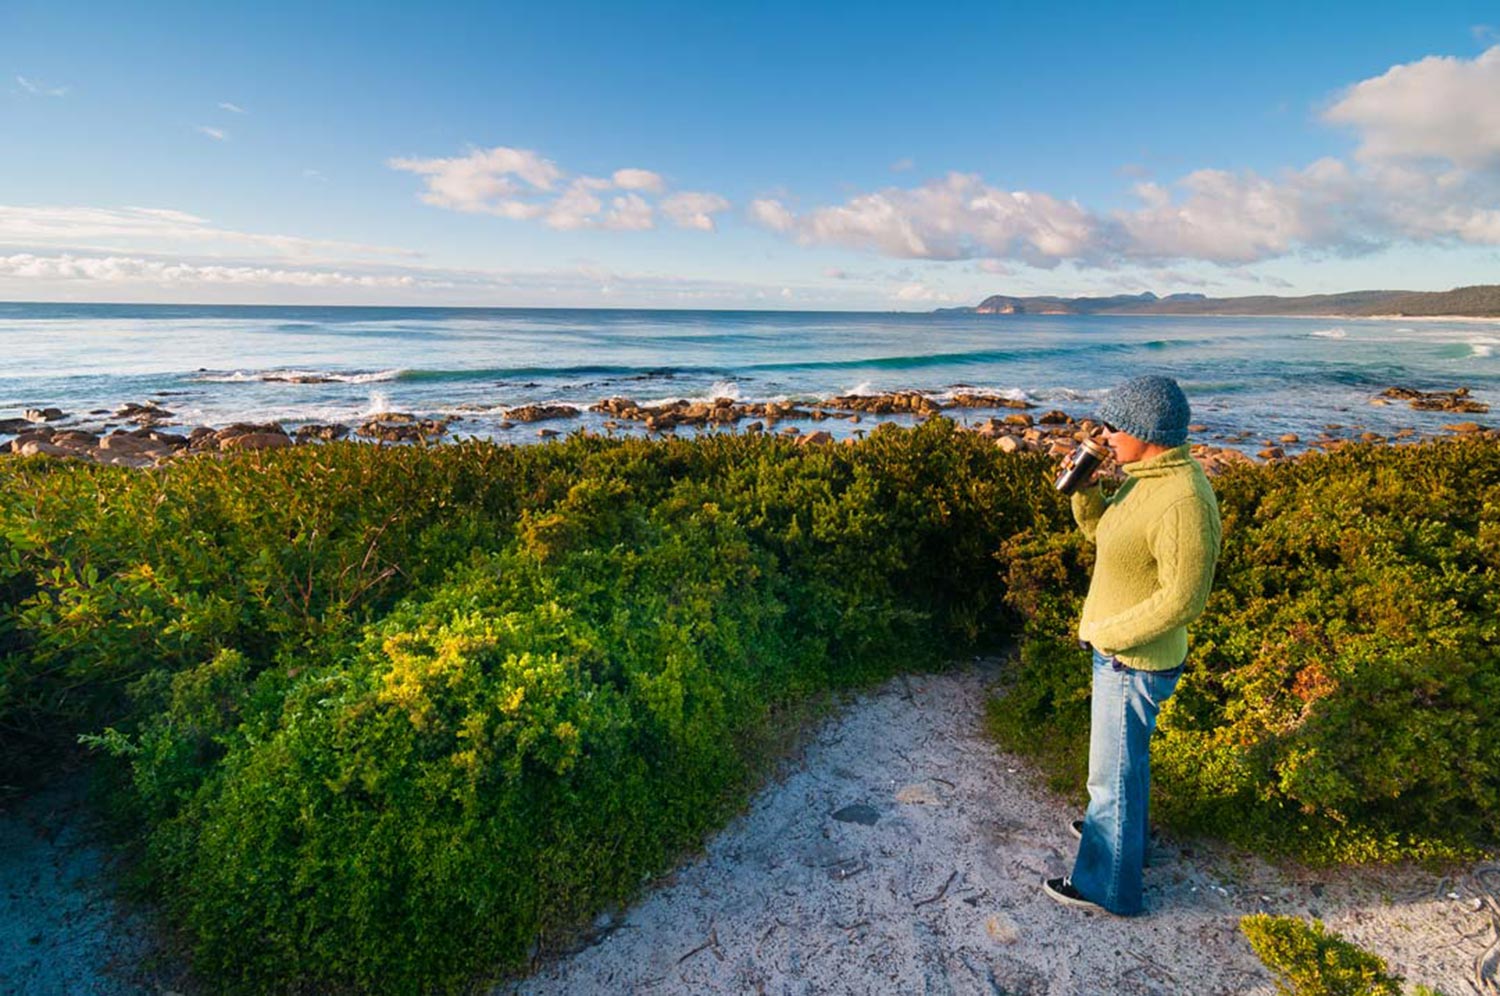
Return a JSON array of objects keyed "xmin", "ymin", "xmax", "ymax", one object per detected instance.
[{"xmin": 1069, "ymin": 649, "xmax": 1182, "ymax": 915}]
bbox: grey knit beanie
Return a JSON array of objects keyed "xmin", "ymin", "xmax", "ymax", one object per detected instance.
[{"xmin": 1097, "ymin": 375, "xmax": 1191, "ymax": 447}]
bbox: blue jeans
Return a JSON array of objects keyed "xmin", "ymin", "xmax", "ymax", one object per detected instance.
[{"xmin": 1069, "ymin": 648, "xmax": 1182, "ymax": 915}]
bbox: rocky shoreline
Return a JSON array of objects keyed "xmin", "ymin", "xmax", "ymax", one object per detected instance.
[{"xmin": 1, "ymin": 386, "xmax": 1492, "ymax": 474}]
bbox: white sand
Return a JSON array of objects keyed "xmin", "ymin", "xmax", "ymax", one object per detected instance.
[{"xmin": 0, "ymin": 778, "xmax": 175, "ymax": 995}]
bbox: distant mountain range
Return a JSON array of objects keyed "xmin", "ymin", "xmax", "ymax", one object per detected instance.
[{"xmin": 938, "ymin": 284, "xmax": 1500, "ymax": 318}]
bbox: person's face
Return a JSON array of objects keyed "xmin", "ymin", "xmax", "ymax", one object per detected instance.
[{"xmin": 1101, "ymin": 424, "xmax": 1151, "ymax": 464}]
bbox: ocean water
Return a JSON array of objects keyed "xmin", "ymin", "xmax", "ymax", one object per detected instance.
[{"xmin": 1, "ymin": 302, "xmax": 1496, "ymax": 446}]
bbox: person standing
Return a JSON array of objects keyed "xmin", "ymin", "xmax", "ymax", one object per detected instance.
[{"xmin": 1042, "ymin": 375, "xmax": 1222, "ymax": 916}]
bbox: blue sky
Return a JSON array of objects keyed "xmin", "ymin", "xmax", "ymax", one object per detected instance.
[{"xmin": 3, "ymin": 1, "xmax": 1498, "ymax": 308}]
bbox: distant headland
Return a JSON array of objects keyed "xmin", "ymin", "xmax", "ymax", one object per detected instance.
[{"xmin": 938, "ymin": 284, "xmax": 1500, "ymax": 318}]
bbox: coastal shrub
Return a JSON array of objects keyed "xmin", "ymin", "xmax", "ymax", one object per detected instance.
[
  {"xmin": 987, "ymin": 438, "xmax": 1500, "ymax": 861},
  {"xmin": 0, "ymin": 440, "xmax": 576, "ymax": 783},
  {"xmin": 1239, "ymin": 914, "xmax": 1443, "ymax": 996},
  {"xmin": 147, "ymin": 498, "xmax": 805, "ymax": 991}
]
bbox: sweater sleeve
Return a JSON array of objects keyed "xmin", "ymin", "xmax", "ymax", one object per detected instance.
[
  {"xmin": 1071, "ymin": 484, "xmax": 1107, "ymax": 542},
  {"xmin": 1081, "ymin": 496, "xmax": 1218, "ymax": 654}
]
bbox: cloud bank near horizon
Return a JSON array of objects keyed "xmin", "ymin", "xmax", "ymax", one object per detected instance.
[{"xmin": 748, "ymin": 44, "xmax": 1500, "ymax": 269}]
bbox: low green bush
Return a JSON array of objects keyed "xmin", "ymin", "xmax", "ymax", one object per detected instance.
[
  {"xmin": 987, "ymin": 438, "xmax": 1500, "ymax": 861},
  {"xmin": 1240, "ymin": 914, "xmax": 1444, "ymax": 996}
]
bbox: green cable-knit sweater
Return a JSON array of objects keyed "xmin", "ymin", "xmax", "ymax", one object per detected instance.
[{"xmin": 1071, "ymin": 444, "xmax": 1222, "ymax": 671}]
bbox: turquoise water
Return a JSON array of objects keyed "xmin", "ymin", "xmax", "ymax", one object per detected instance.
[{"xmin": 1, "ymin": 302, "xmax": 1495, "ymax": 444}]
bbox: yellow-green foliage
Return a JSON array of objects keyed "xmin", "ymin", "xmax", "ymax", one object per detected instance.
[
  {"xmin": 1240, "ymin": 914, "xmax": 1425, "ymax": 996},
  {"xmin": 988, "ymin": 438, "xmax": 1500, "ymax": 862},
  {"xmin": 2, "ymin": 421, "xmax": 1060, "ymax": 992}
]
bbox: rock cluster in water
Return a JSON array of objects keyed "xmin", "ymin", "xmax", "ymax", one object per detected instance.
[
  {"xmin": 1374, "ymin": 386, "xmax": 1489, "ymax": 413},
  {"xmin": 356, "ymin": 413, "xmax": 451, "ymax": 442},
  {"xmin": 2, "ymin": 386, "xmax": 1493, "ymax": 472}
]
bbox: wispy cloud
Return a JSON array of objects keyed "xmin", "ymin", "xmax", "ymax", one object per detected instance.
[
  {"xmin": 0, "ymin": 253, "xmax": 433, "ymax": 289},
  {"xmin": 389, "ymin": 145, "xmax": 729, "ymax": 233},
  {"xmin": 196, "ymin": 125, "xmax": 228, "ymax": 141},
  {"xmin": 892, "ymin": 282, "xmax": 957, "ymax": 302},
  {"xmin": 0, "ymin": 250, "xmax": 879, "ymax": 309},
  {"xmin": 749, "ymin": 45, "xmax": 1500, "ymax": 270},
  {"xmin": 16, "ymin": 75, "xmax": 68, "ymax": 97},
  {"xmin": 0, "ymin": 205, "xmax": 419, "ymax": 261},
  {"xmin": 218, "ymin": 101, "xmax": 247, "ymax": 114},
  {"xmin": 890, "ymin": 157, "xmax": 915, "ymax": 173}
]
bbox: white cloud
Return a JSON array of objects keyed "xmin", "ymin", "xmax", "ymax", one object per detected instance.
[
  {"xmin": 612, "ymin": 168, "xmax": 665, "ymax": 193},
  {"xmin": 890, "ymin": 157, "xmax": 915, "ymax": 173},
  {"xmin": 218, "ymin": 101, "xmax": 247, "ymax": 114},
  {"xmin": 605, "ymin": 193, "xmax": 655, "ymax": 230},
  {"xmin": 543, "ymin": 180, "xmax": 606, "ymax": 230},
  {"xmin": 391, "ymin": 145, "xmax": 726, "ymax": 235},
  {"xmin": 196, "ymin": 125, "xmax": 228, "ymax": 141},
  {"xmin": 748, "ymin": 198, "xmax": 794, "ymax": 232},
  {"xmin": 1323, "ymin": 44, "xmax": 1500, "ymax": 166},
  {"xmin": 0, "ymin": 205, "xmax": 418, "ymax": 260},
  {"xmin": 661, "ymin": 191, "xmax": 730, "ymax": 231},
  {"xmin": 16, "ymin": 75, "xmax": 68, "ymax": 97},
  {"xmin": 388, "ymin": 146, "xmax": 565, "ymax": 214},
  {"xmin": 754, "ymin": 173, "xmax": 1098, "ymax": 266}
]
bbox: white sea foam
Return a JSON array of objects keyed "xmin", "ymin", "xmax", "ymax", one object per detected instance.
[
  {"xmin": 363, "ymin": 391, "xmax": 393, "ymax": 416},
  {"xmin": 1470, "ymin": 336, "xmax": 1498, "ymax": 358},
  {"xmin": 1032, "ymin": 386, "xmax": 1111, "ymax": 403},
  {"xmin": 193, "ymin": 368, "xmax": 402, "ymax": 384},
  {"xmin": 933, "ymin": 385, "xmax": 1031, "ymax": 404},
  {"xmin": 1310, "ymin": 328, "xmax": 1347, "ymax": 339}
]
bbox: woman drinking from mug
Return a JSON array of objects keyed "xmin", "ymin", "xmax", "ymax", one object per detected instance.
[{"xmin": 1043, "ymin": 374, "xmax": 1222, "ymax": 917}]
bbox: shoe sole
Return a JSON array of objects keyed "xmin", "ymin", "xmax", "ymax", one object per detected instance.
[{"xmin": 1041, "ymin": 878, "xmax": 1106, "ymax": 913}]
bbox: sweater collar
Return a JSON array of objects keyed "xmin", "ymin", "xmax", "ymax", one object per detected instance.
[{"xmin": 1121, "ymin": 443, "xmax": 1193, "ymax": 478}]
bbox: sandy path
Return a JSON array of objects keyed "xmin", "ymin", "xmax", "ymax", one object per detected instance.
[
  {"xmin": 0, "ymin": 777, "xmax": 177, "ymax": 995},
  {"xmin": 501, "ymin": 660, "xmax": 1498, "ymax": 996}
]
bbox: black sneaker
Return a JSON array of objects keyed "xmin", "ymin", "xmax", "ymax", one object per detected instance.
[
  {"xmin": 1069, "ymin": 819, "xmax": 1084, "ymax": 840},
  {"xmin": 1042, "ymin": 876, "xmax": 1105, "ymax": 912}
]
